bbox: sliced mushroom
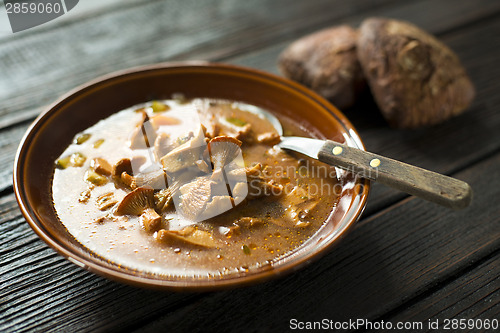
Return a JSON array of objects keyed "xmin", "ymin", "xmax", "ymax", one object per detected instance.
[
  {"xmin": 226, "ymin": 163, "xmax": 282, "ymax": 200},
  {"xmin": 134, "ymin": 168, "xmax": 168, "ymax": 189},
  {"xmin": 208, "ymin": 136, "xmax": 242, "ymax": 170},
  {"xmin": 257, "ymin": 132, "xmax": 281, "ymax": 145},
  {"xmin": 156, "ymin": 226, "xmax": 217, "ymax": 248},
  {"xmin": 91, "ymin": 157, "xmax": 112, "ymax": 176},
  {"xmin": 227, "ymin": 163, "xmax": 263, "ymax": 180},
  {"xmin": 160, "ymin": 126, "xmax": 206, "ymax": 173},
  {"xmin": 140, "ymin": 208, "xmax": 162, "ymax": 232},
  {"xmin": 231, "ymin": 182, "xmax": 248, "ymax": 205},
  {"xmin": 96, "ymin": 192, "xmax": 118, "ymax": 211},
  {"xmin": 279, "ymin": 186, "xmax": 319, "ymax": 227},
  {"xmin": 219, "ymin": 224, "xmax": 241, "ymax": 238},
  {"xmin": 178, "ymin": 176, "xmax": 214, "ymax": 220},
  {"xmin": 115, "ymin": 186, "xmax": 155, "ymax": 215},
  {"xmin": 218, "ymin": 118, "xmax": 253, "ymax": 142},
  {"xmin": 195, "ymin": 159, "xmax": 210, "ymax": 173},
  {"xmin": 235, "ymin": 217, "xmax": 265, "ymax": 228},
  {"xmin": 202, "ymin": 195, "xmax": 234, "ymax": 220},
  {"xmin": 154, "ymin": 133, "xmax": 175, "ymax": 159},
  {"xmin": 78, "ymin": 188, "xmax": 92, "ymax": 203}
]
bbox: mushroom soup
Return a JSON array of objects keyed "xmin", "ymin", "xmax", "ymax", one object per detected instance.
[{"xmin": 52, "ymin": 98, "xmax": 342, "ymax": 277}]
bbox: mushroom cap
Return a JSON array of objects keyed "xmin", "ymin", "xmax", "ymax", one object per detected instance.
[
  {"xmin": 115, "ymin": 186, "xmax": 155, "ymax": 215},
  {"xmin": 208, "ymin": 136, "xmax": 242, "ymax": 170}
]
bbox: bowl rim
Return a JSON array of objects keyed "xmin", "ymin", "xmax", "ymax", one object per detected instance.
[{"xmin": 13, "ymin": 62, "xmax": 370, "ymax": 290}]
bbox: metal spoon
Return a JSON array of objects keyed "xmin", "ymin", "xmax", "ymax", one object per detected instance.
[{"xmin": 240, "ymin": 104, "xmax": 472, "ymax": 209}]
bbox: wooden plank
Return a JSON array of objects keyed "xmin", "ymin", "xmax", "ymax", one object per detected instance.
[
  {"xmin": 1, "ymin": 148, "xmax": 498, "ymax": 332},
  {"xmin": 0, "ymin": 0, "xmax": 137, "ymax": 39},
  {"xmin": 131, "ymin": 147, "xmax": 500, "ymax": 333},
  {"xmin": 0, "ymin": 0, "xmax": 398, "ymax": 128},
  {"xmin": 385, "ymin": 254, "xmax": 499, "ymax": 332},
  {"xmin": 1, "ymin": 6, "xmax": 500, "ymax": 203}
]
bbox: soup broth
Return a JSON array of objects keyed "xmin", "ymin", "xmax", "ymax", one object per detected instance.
[{"xmin": 52, "ymin": 98, "xmax": 342, "ymax": 277}]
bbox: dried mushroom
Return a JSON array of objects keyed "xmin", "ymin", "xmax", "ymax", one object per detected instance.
[
  {"xmin": 357, "ymin": 18, "xmax": 475, "ymax": 128},
  {"xmin": 156, "ymin": 226, "xmax": 217, "ymax": 248},
  {"xmin": 279, "ymin": 25, "xmax": 366, "ymax": 109}
]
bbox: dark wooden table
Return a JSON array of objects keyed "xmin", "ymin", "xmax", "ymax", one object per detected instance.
[{"xmin": 1, "ymin": 0, "xmax": 499, "ymax": 332}]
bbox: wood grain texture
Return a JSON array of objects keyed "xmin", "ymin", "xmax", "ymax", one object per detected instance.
[{"xmin": 384, "ymin": 253, "xmax": 499, "ymax": 332}]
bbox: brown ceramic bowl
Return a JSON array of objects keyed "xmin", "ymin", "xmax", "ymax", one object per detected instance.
[{"xmin": 14, "ymin": 62, "xmax": 370, "ymax": 290}]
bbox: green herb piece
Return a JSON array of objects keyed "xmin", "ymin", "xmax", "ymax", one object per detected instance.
[
  {"xmin": 74, "ymin": 133, "xmax": 91, "ymax": 145},
  {"xmin": 93, "ymin": 139, "xmax": 105, "ymax": 148},
  {"xmin": 55, "ymin": 156, "xmax": 71, "ymax": 169},
  {"xmin": 226, "ymin": 117, "xmax": 247, "ymax": 127},
  {"xmin": 85, "ymin": 170, "xmax": 108, "ymax": 186},
  {"xmin": 151, "ymin": 101, "xmax": 170, "ymax": 113},
  {"xmin": 242, "ymin": 244, "xmax": 251, "ymax": 255}
]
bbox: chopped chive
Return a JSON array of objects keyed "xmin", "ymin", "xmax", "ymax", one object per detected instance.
[
  {"xmin": 74, "ymin": 133, "xmax": 91, "ymax": 145},
  {"xmin": 226, "ymin": 117, "xmax": 247, "ymax": 127},
  {"xmin": 242, "ymin": 244, "xmax": 251, "ymax": 255},
  {"xmin": 151, "ymin": 101, "xmax": 170, "ymax": 113},
  {"xmin": 93, "ymin": 139, "xmax": 105, "ymax": 148}
]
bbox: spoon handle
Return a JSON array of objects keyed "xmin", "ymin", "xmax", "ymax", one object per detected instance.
[{"xmin": 317, "ymin": 140, "xmax": 472, "ymax": 209}]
